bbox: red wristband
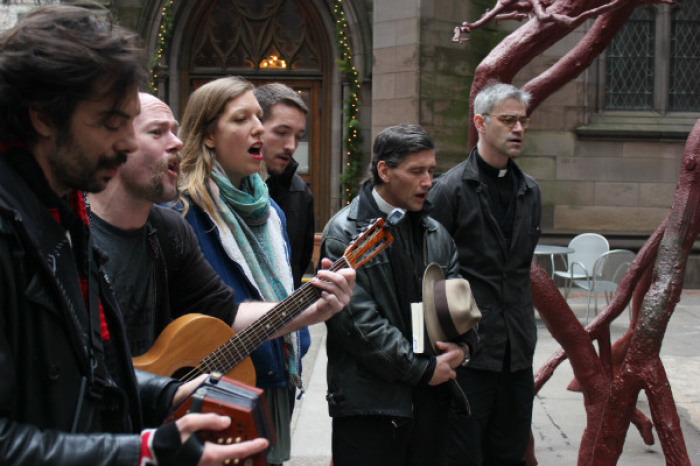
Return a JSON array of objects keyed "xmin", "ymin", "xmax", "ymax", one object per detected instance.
[{"xmin": 140, "ymin": 429, "xmax": 158, "ymax": 466}]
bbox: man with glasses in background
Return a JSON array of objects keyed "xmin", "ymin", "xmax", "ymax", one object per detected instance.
[{"xmin": 428, "ymin": 82, "xmax": 542, "ymax": 465}]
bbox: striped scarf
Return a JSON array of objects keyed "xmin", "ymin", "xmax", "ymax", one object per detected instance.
[{"xmin": 207, "ymin": 163, "xmax": 301, "ymax": 387}]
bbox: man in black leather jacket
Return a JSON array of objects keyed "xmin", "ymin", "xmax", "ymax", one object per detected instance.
[
  {"xmin": 320, "ymin": 125, "xmax": 478, "ymax": 466},
  {"xmin": 0, "ymin": 6, "xmax": 269, "ymax": 464},
  {"xmin": 254, "ymin": 83, "xmax": 315, "ymax": 289},
  {"xmin": 428, "ymin": 82, "xmax": 542, "ymax": 465}
]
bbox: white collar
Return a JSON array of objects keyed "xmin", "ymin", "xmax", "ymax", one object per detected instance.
[{"xmin": 372, "ymin": 187, "xmax": 396, "ymax": 215}]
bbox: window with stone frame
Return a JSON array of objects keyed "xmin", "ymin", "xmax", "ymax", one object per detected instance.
[{"xmin": 604, "ymin": 0, "xmax": 700, "ymax": 113}]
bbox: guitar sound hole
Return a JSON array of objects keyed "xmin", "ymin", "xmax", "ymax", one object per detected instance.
[{"xmin": 172, "ymin": 366, "xmax": 199, "ymax": 381}]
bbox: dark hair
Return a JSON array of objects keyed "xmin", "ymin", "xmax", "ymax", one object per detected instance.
[
  {"xmin": 370, "ymin": 124, "xmax": 436, "ymax": 186},
  {"xmin": 0, "ymin": 4, "xmax": 147, "ymax": 144},
  {"xmin": 253, "ymin": 83, "xmax": 308, "ymax": 123}
]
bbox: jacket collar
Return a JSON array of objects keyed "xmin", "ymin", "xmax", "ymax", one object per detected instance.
[
  {"xmin": 348, "ymin": 180, "xmax": 439, "ymax": 232},
  {"xmin": 266, "ymin": 158, "xmax": 299, "ymax": 190},
  {"xmin": 0, "ymin": 146, "xmax": 97, "ymax": 369},
  {"xmin": 461, "ymin": 146, "xmax": 537, "ymax": 194},
  {"xmin": 0, "ymin": 148, "xmax": 56, "ymax": 248}
]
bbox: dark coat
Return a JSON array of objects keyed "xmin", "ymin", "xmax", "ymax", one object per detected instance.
[
  {"xmin": 0, "ymin": 154, "xmax": 176, "ymax": 464},
  {"xmin": 266, "ymin": 159, "xmax": 315, "ymax": 289},
  {"xmin": 320, "ymin": 183, "xmax": 478, "ymax": 418},
  {"xmin": 428, "ymin": 148, "xmax": 542, "ymax": 372}
]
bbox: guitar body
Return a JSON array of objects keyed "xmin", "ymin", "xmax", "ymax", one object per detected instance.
[
  {"xmin": 133, "ymin": 218, "xmax": 395, "ymax": 391},
  {"xmin": 132, "ymin": 314, "xmax": 256, "ymax": 385}
]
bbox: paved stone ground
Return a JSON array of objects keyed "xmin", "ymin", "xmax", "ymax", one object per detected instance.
[{"xmin": 287, "ymin": 290, "xmax": 700, "ymax": 465}]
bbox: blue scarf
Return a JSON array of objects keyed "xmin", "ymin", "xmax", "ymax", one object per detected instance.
[{"xmin": 210, "ymin": 166, "xmax": 289, "ymax": 302}]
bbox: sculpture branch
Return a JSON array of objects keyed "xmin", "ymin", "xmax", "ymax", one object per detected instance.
[{"xmin": 590, "ymin": 118, "xmax": 700, "ymax": 465}]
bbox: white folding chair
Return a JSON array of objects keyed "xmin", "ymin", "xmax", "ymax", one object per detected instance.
[
  {"xmin": 572, "ymin": 249, "xmax": 636, "ymax": 323},
  {"xmin": 552, "ymin": 233, "xmax": 610, "ymax": 299}
]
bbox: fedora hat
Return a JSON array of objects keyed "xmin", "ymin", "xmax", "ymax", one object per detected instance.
[{"xmin": 422, "ymin": 263, "xmax": 481, "ymax": 353}]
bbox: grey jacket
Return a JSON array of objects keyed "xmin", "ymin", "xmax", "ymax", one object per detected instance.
[
  {"xmin": 320, "ymin": 183, "xmax": 477, "ymax": 418},
  {"xmin": 428, "ymin": 148, "xmax": 541, "ymax": 372}
]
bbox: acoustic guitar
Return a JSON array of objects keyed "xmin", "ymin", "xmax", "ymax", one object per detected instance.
[{"xmin": 132, "ymin": 216, "xmax": 395, "ymax": 385}]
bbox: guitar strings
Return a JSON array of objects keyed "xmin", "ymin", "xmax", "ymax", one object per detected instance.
[
  {"xmin": 180, "ymin": 259, "xmax": 349, "ymax": 382},
  {"xmin": 179, "ymin": 224, "xmax": 388, "ymax": 382}
]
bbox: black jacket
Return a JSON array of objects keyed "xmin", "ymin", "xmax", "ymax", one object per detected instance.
[
  {"xmin": 0, "ymin": 153, "xmax": 176, "ymax": 465},
  {"xmin": 266, "ymin": 159, "xmax": 315, "ymax": 288},
  {"xmin": 428, "ymin": 148, "xmax": 541, "ymax": 372},
  {"xmin": 320, "ymin": 183, "xmax": 478, "ymax": 418},
  {"xmin": 94, "ymin": 205, "xmax": 240, "ymax": 355}
]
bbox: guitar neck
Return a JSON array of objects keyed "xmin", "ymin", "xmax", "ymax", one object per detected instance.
[{"xmin": 196, "ymin": 257, "xmax": 350, "ymax": 378}]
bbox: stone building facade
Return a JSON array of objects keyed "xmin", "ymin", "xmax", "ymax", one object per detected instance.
[{"xmin": 3, "ymin": 0, "xmax": 699, "ymax": 284}]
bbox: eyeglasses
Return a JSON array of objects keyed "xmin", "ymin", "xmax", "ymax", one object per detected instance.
[{"xmin": 482, "ymin": 113, "xmax": 531, "ymax": 129}]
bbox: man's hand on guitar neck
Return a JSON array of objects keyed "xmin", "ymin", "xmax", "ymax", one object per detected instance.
[
  {"xmin": 289, "ymin": 257, "xmax": 356, "ymax": 329},
  {"xmin": 231, "ymin": 258, "xmax": 356, "ymax": 336}
]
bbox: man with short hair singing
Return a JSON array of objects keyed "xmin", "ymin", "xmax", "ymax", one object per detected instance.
[{"xmin": 320, "ymin": 124, "xmax": 478, "ymax": 466}]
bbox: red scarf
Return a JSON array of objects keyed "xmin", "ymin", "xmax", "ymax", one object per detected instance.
[{"xmin": 47, "ymin": 191, "xmax": 111, "ymax": 341}]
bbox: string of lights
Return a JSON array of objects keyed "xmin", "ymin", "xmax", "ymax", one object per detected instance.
[
  {"xmin": 149, "ymin": 0, "xmax": 175, "ymax": 94},
  {"xmin": 332, "ymin": 0, "xmax": 363, "ymax": 204}
]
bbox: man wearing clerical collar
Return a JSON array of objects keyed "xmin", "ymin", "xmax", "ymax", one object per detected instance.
[{"xmin": 428, "ymin": 82, "xmax": 542, "ymax": 466}]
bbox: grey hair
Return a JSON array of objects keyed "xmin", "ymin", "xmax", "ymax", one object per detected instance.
[
  {"xmin": 369, "ymin": 124, "xmax": 436, "ymax": 186},
  {"xmin": 473, "ymin": 82, "xmax": 531, "ymax": 115},
  {"xmin": 253, "ymin": 82, "xmax": 308, "ymax": 122}
]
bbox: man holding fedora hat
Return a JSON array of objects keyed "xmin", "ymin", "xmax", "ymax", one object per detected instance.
[{"xmin": 320, "ymin": 124, "xmax": 478, "ymax": 466}]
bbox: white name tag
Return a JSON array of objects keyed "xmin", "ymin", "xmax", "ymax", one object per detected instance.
[{"xmin": 411, "ymin": 302, "xmax": 424, "ymax": 353}]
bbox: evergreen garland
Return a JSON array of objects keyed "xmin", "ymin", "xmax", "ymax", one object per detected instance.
[
  {"xmin": 149, "ymin": 0, "xmax": 175, "ymax": 94},
  {"xmin": 332, "ymin": 0, "xmax": 363, "ymax": 204}
]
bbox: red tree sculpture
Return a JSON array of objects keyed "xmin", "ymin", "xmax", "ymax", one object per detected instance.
[{"xmin": 454, "ymin": 1, "xmax": 697, "ymax": 464}]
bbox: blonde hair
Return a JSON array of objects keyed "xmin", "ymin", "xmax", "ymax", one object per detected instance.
[{"xmin": 178, "ymin": 76, "xmax": 254, "ymax": 220}]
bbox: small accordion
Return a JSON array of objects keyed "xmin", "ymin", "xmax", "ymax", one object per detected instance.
[{"xmin": 167, "ymin": 372, "xmax": 276, "ymax": 466}]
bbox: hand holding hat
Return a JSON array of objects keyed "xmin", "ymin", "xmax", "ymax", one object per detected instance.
[{"xmin": 422, "ymin": 263, "xmax": 481, "ymax": 354}]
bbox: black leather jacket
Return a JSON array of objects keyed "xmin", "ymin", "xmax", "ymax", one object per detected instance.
[
  {"xmin": 320, "ymin": 183, "xmax": 478, "ymax": 418},
  {"xmin": 0, "ymin": 154, "xmax": 177, "ymax": 465},
  {"xmin": 428, "ymin": 148, "xmax": 542, "ymax": 372}
]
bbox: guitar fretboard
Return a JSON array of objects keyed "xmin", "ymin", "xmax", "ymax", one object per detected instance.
[{"xmin": 185, "ymin": 258, "xmax": 349, "ymax": 381}]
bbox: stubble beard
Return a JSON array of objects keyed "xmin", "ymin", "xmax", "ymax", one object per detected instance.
[
  {"xmin": 50, "ymin": 128, "xmax": 127, "ymax": 193},
  {"xmin": 144, "ymin": 159, "xmax": 179, "ymax": 204}
]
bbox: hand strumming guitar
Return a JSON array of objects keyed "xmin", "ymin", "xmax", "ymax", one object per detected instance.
[
  {"xmin": 230, "ymin": 258, "xmax": 356, "ymax": 335},
  {"xmin": 285, "ymin": 257, "xmax": 356, "ymax": 330}
]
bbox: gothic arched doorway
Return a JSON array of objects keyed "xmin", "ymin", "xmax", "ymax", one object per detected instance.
[{"xmin": 173, "ymin": 0, "xmax": 334, "ymax": 230}]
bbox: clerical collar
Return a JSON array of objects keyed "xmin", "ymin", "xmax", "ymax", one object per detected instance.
[
  {"xmin": 372, "ymin": 187, "xmax": 396, "ymax": 215},
  {"xmin": 476, "ymin": 152, "xmax": 511, "ymax": 178}
]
